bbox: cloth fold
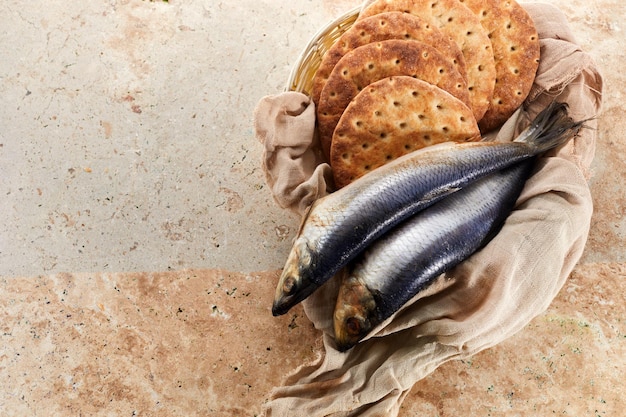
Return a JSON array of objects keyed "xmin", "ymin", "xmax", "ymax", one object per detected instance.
[{"xmin": 254, "ymin": 2, "xmax": 603, "ymax": 416}]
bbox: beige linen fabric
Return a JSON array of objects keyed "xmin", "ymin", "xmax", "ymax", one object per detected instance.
[{"xmin": 254, "ymin": 3, "xmax": 603, "ymax": 416}]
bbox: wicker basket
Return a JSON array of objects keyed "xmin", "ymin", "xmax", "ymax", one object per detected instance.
[{"xmin": 285, "ymin": 6, "xmax": 361, "ymax": 95}]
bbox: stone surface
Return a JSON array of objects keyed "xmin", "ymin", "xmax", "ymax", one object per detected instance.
[
  {"xmin": 1, "ymin": 264, "xmax": 623, "ymax": 416},
  {"xmin": 0, "ymin": 0, "xmax": 624, "ymax": 415},
  {"xmin": 0, "ymin": 269, "xmax": 321, "ymax": 416}
]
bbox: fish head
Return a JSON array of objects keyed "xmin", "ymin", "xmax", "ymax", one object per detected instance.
[
  {"xmin": 272, "ymin": 237, "xmax": 318, "ymax": 316},
  {"xmin": 333, "ymin": 275, "xmax": 377, "ymax": 352}
]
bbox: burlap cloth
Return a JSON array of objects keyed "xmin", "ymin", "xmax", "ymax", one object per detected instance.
[{"xmin": 253, "ymin": 3, "xmax": 603, "ymax": 416}]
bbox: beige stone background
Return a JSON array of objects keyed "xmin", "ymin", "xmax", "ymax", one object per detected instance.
[{"xmin": 0, "ymin": 0, "xmax": 624, "ymax": 415}]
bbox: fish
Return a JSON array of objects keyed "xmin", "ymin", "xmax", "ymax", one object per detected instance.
[
  {"xmin": 332, "ymin": 160, "xmax": 535, "ymax": 351},
  {"xmin": 272, "ymin": 102, "xmax": 585, "ymax": 316}
]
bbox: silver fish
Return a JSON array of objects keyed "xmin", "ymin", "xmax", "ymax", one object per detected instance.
[
  {"xmin": 272, "ymin": 102, "xmax": 584, "ymax": 316},
  {"xmin": 332, "ymin": 160, "xmax": 534, "ymax": 351}
]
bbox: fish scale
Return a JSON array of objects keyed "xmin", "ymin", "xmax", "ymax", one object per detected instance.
[
  {"xmin": 333, "ymin": 160, "xmax": 535, "ymax": 351},
  {"xmin": 272, "ymin": 102, "xmax": 585, "ymax": 317}
]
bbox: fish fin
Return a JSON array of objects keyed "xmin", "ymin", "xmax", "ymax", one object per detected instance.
[{"xmin": 514, "ymin": 101, "xmax": 589, "ymax": 153}]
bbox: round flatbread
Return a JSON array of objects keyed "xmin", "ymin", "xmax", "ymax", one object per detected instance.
[
  {"xmin": 330, "ymin": 76, "xmax": 480, "ymax": 188},
  {"xmin": 358, "ymin": 0, "xmax": 496, "ymax": 123},
  {"xmin": 459, "ymin": 0, "xmax": 540, "ymax": 131},
  {"xmin": 317, "ymin": 39, "xmax": 470, "ymax": 161},
  {"xmin": 311, "ymin": 11, "xmax": 467, "ymax": 107}
]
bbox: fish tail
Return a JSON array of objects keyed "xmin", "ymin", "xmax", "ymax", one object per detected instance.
[{"xmin": 515, "ymin": 101, "xmax": 588, "ymax": 153}]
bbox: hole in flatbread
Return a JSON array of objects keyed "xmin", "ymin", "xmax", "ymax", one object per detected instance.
[
  {"xmin": 404, "ymin": 33, "xmax": 411, "ymax": 39},
  {"xmin": 516, "ymin": 90, "xmax": 522, "ymax": 96},
  {"xmin": 497, "ymin": 99, "xmax": 503, "ymax": 105},
  {"xmin": 395, "ymin": 59, "xmax": 401, "ymax": 65},
  {"xmin": 360, "ymin": 31, "xmax": 366, "ymax": 37},
  {"xmin": 456, "ymin": 83, "xmax": 462, "ymax": 89},
  {"xmin": 412, "ymin": 91, "xmax": 419, "ymax": 97},
  {"xmin": 342, "ymin": 69, "xmax": 348, "ymax": 76},
  {"xmin": 478, "ymin": 65, "xmax": 484, "ymax": 71},
  {"xmin": 399, "ymin": 122, "xmax": 407, "ymax": 128},
  {"xmin": 439, "ymin": 68, "xmax": 444, "ymax": 74},
  {"xmin": 467, "ymin": 31, "xmax": 472, "ymax": 36},
  {"xmin": 531, "ymin": 35, "xmax": 537, "ymax": 41},
  {"xmin": 362, "ymin": 143, "xmax": 369, "ymax": 149},
  {"xmin": 448, "ymin": 17, "xmax": 453, "ymax": 22},
  {"xmin": 468, "ymin": 86, "xmax": 474, "ymax": 91},
  {"xmin": 436, "ymin": 104, "xmax": 443, "ymax": 110},
  {"xmin": 374, "ymin": 110, "xmax": 382, "ymax": 116},
  {"xmin": 330, "ymin": 91, "xmax": 336, "ymax": 97},
  {"xmin": 364, "ymin": 165, "xmax": 371, "ymax": 170},
  {"xmin": 386, "ymin": 154, "xmax": 393, "ymax": 160},
  {"xmin": 380, "ymin": 132, "xmax": 387, "ymax": 139},
  {"xmin": 356, "ymin": 120, "xmax": 363, "ymax": 128},
  {"xmin": 513, "ymin": 68, "xmax": 520, "ymax": 74},
  {"xmin": 404, "ymin": 144, "xmax": 412, "ymax": 150},
  {"xmin": 342, "ymin": 153, "xmax": 349, "ymax": 160},
  {"xmin": 425, "ymin": 24, "xmax": 431, "ymax": 29},
  {"xmin": 393, "ymin": 101, "xmax": 400, "ymax": 107},
  {"xmin": 422, "ymin": 51, "xmax": 429, "ymax": 59},
  {"xmin": 510, "ymin": 46, "xmax": 517, "ymax": 51},
  {"xmin": 431, "ymin": 2, "xmax": 437, "ymax": 8},
  {"xmin": 368, "ymin": 63, "xmax": 375, "ymax": 70},
  {"xmin": 380, "ymin": 20, "xmax": 386, "ymax": 26},
  {"xmin": 423, "ymin": 134, "xmax": 431, "ymax": 141},
  {"xmin": 418, "ymin": 114, "xmax": 425, "ymax": 119},
  {"xmin": 506, "ymin": 22, "xmax": 512, "ymax": 29},
  {"xmin": 442, "ymin": 126, "xmax": 449, "ymax": 132},
  {"xmin": 459, "ymin": 116, "xmax": 466, "ymax": 122},
  {"xmin": 482, "ymin": 10, "xmax": 488, "ymax": 17}
]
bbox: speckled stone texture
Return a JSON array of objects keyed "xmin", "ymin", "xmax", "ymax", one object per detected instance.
[
  {"xmin": 0, "ymin": 270, "xmax": 321, "ymax": 415},
  {"xmin": 1, "ymin": 263, "xmax": 624, "ymax": 415},
  {"xmin": 1, "ymin": 0, "xmax": 625, "ymax": 415}
]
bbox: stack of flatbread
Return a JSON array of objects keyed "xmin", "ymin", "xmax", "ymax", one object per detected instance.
[{"xmin": 311, "ymin": 0, "xmax": 540, "ymax": 188}]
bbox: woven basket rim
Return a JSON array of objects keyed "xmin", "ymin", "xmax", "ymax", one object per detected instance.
[{"xmin": 285, "ymin": 6, "xmax": 361, "ymax": 95}]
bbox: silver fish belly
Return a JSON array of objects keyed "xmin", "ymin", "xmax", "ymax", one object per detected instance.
[{"xmin": 333, "ymin": 160, "xmax": 535, "ymax": 351}]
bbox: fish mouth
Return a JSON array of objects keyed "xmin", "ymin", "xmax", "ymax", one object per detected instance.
[{"xmin": 271, "ymin": 272, "xmax": 316, "ymax": 316}]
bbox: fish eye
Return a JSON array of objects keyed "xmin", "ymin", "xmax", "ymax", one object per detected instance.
[
  {"xmin": 282, "ymin": 276, "xmax": 297, "ymax": 295},
  {"xmin": 345, "ymin": 317, "xmax": 362, "ymax": 336}
]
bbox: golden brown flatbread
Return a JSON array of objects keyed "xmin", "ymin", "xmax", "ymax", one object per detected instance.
[
  {"xmin": 317, "ymin": 39, "xmax": 470, "ymax": 160},
  {"xmin": 330, "ymin": 76, "xmax": 480, "ymax": 187},
  {"xmin": 459, "ymin": 0, "xmax": 540, "ymax": 131},
  {"xmin": 311, "ymin": 11, "xmax": 466, "ymax": 107},
  {"xmin": 358, "ymin": 0, "xmax": 496, "ymax": 123}
]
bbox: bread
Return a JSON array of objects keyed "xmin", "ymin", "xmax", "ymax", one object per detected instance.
[
  {"xmin": 358, "ymin": 0, "xmax": 496, "ymax": 123},
  {"xmin": 459, "ymin": 0, "xmax": 540, "ymax": 131},
  {"xmin": 330, "ymin": 76, "xmax": 480, "ymax": 187},
  {"xmin": 317, "ymin": 39, "xmax": 470, "ymax": 160},
  {"xmin": 311, "ymin": 11, "xmax": 466, "ymax": 108}
]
